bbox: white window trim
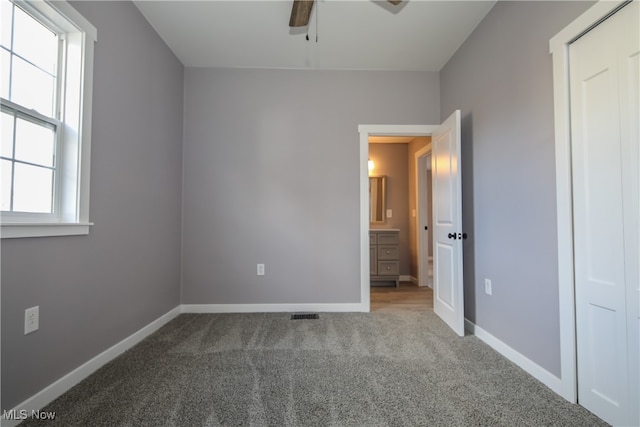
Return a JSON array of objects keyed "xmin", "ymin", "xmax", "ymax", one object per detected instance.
[{"xmin": 1, "ymin": 0, "xmax": 97, "ymax": 239}]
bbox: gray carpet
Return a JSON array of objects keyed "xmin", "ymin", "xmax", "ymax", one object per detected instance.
[{"xmin": 20, "ymin": 312, "xmax": 607, "ymax": 426}]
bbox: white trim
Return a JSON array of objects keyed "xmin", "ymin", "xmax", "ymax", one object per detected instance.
[
  {"xmin": 399, "ymin": 274, "xmax": 412, "ymax": 282},
  {"xmin": 359, "ymin": 124, "xmax": 438, "ymax": 137},
  {"xmin": 181, "ymin": 303, "xmax": 366, "ymax": 314},
  {"xmin": 409, "ymin": 275, "xmax": 418, "ymax": 285},
  {"xmin": 1, "ymin": 307, "xmax": 180, "ymax": 427},
  {"xmin": 549, "ymin": 0, "xmax": 628, "ymax": 404},
  {"xmin": 359, "ymin": 125, "xmax": 436, "ymax": 311},
  {"xmin": 465, "ymin": 319, "xmax": 564, "ymax": 397},
  {"xmin": 1, "ymin": 223, "xmax": 93, "ymax": 239}
]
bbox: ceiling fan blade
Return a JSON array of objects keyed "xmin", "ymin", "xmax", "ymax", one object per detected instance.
[
  {"xmin": 289, "ymin": 0, "xmax": 315, "ymax": 27},
  {"xmin": 387, "ymin": 0, "xmax": 402, "ymax": 4}
]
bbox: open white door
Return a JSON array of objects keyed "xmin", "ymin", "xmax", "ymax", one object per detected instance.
[{"xmin": 432, "ymin": 110, "xmax": 464, "ymax": 336}]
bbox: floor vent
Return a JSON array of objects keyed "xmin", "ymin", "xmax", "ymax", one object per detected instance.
[{"xmin": 291, "ymin": 313, "xmax": 320, "ymax": 320}]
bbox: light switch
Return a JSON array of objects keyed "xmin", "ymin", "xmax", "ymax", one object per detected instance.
[{"xmin": 386, "ymin": 209, "xmax": 392, "ymax": 218}]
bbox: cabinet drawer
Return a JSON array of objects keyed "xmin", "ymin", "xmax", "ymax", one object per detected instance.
[
  {"xmin": 377, "ymin": 233, "xmax": 399, "ymax": 245},
  {"xmin": 377, "ymin": 261, "xmax": 399, "ymax": 276},
  {"xmin": 377, "ymin": 245, "xmax": 398, "ymax": 260}
]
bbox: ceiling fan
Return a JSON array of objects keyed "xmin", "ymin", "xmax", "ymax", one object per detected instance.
[{"xmin": 289, "ymin": 0, "xmax": 402, "ymax": 27}]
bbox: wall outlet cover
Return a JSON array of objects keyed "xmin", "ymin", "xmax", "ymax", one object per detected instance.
[
  {"xmin": 484, "ymin": 279, "xmax": 492, "ymax": 296},
  {"xmin": 25, "ymin": 306, "xmax": 39, "ymax": 335}
]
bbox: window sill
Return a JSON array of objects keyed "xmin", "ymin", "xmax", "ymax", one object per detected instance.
[{"xmin": 1, "ymin": 222, "xmax": 93, "ymax": 239}]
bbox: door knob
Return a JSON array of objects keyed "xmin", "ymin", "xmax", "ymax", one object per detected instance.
[{"xmin": 448, "ymin": 233, "xmax": 457, "ymax": 240}]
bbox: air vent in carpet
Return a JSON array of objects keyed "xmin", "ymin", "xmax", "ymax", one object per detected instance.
[{"xmin": 291, "ymin": 313, "xmax": 320, "ymax": 320}]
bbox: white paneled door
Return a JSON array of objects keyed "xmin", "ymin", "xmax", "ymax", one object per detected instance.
[
  {"xmin": 570, "ymin": 2, "xmax": 639, "ymax": 425},
  {"xmin": 432, "ymin": 110, "xmax": 464, "ymax": 336}
]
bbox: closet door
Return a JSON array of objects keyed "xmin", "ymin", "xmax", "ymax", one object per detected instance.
[{"xmin": 569, "ymin": 2, "xmax": 639, "ymax": 425}]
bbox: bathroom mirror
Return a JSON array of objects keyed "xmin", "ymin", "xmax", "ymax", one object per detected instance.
[{"xmin": 369, "ymin": 175, "xmax": 386, "ymax": 224}]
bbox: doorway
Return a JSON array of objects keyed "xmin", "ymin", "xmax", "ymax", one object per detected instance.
[
  {"xmin": 550, "ymin": 1, "xmax": 639, "ymax": 424},
  {"xmin": 359, "ymin": 115, "xmax": 464, "ymax": 336},
  {"xmin": 358, "ymin": 125, "xmax": 436, "ymax": 312},
  {"xmin": 368, "ymin": 137, "xmax": 433, "ymax": 312}
]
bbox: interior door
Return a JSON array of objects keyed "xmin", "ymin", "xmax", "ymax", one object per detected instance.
[
  {"xmin": 570, "ymin": 2, "xmax": 639, "ymax": 425},
  {"xmin": 432, "ymin": 110, "xmax": 464, "ymax": 336}
]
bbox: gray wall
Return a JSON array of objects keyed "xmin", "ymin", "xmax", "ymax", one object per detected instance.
[
  {"xmin": 0, "ymin": 1, "xmax": 184, "ymax": 411},
  {"xmin": 369, "ymin": 143, "xmax": 410, "ymax": 276},
  {"xmin": 440, "ymin": 1, "xmax": 594, "ymax": 376},
  {"xmin": 182, "ymin": 69, "xmax": 439, "ymax": 303}
]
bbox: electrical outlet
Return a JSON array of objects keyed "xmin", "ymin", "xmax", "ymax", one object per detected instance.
[
  {"xmin": 386, "ymin": 209, "xmax": 392, "ymax": 218},
  {"xmin": 25, "ymin": 306, "xmax": 39, "ymax": 335},
  {"xmin": 257, "ymin": 264, "xmax": 265, "ymax": 276},
  {"xmin": 484, "ymin": 279, "xmax": 492, "ymax": 296}
]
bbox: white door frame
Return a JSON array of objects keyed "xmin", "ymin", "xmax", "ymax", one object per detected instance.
[
  {"xmin": 358, "ymin": 125, "xmax": 437, "ymax": 311},
  {"xmin": 549, "ymin": 0, "xmax": 629, "ymax": 403},
  {"xmin": 415, "ymin": 144, "xmax": 432, "ymax": 288}
]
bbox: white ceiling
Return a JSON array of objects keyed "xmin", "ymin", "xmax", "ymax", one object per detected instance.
[{"xmin": 133, "ymin": 0, "xmax": 496, "ymax": 71}]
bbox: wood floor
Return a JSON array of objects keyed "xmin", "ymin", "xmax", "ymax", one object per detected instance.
[{"xmin": 370, "ymin": 282, "xmax": 433, "ymax": 312}]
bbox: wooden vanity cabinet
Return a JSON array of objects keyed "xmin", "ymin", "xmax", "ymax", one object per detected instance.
[{"xmin": 369, "ymin": 229, "xmax": 400, "ymax": 287}]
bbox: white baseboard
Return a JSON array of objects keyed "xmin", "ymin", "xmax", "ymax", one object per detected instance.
[
  {"xmin": 399, "ymin": 275, "xmax": 412, "ymax": 282},
  {"xmin": 181, "ymin": 303, "xmax": 366, "ymax": 314},
  {"xmin": 409, "ymin": 275, "xmax": 418, "ymax": 285},
  {"xmin": 464, "ymin": 319, "xmax": 564, "ymax": 397},
  {"xmin": 2, "ymin": 306, "xmax": 181, "ymax": 427}
]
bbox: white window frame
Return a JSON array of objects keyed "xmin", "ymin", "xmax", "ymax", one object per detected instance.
[{"xmin": 1, "ymin": 0, "xmax": 96, "ymax": 238}]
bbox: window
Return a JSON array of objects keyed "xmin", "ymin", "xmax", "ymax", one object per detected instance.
[{"xmin": 0, "ymin": 0, "xmax": 96, "ymax": 238}]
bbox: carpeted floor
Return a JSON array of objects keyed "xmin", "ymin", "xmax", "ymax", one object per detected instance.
[{"xmin": 20, "ymin": 312, "xmax": 607, "ymax": 426}]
